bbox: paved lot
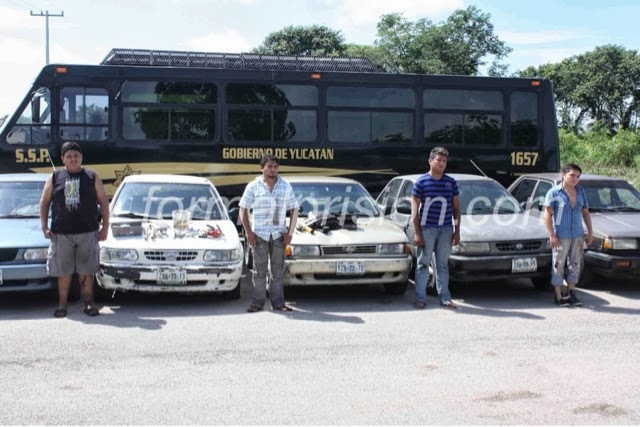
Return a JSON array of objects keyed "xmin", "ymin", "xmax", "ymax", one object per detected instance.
[{"xmin": 1, "ymin": 273, "xmax": 639, "ymax": 425}]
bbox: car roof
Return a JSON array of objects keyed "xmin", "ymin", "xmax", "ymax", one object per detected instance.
[
  {"xmin": 515, "ymin": 172, "xmax": 626, "ymax": 183},
  {"xmin": 121, "ymin": 174, "xmax": 213, "ymax": 185},
  {"xmin": 392, "ymin": 173, "xmax": 495, "ymax": 183},
  {"xmin": 285, "ymin": 176, "xmax": 362, "ymax": 185},
  {"xmin": 0, "ymin": 173, "xmax": 50, "ymax": 182}
]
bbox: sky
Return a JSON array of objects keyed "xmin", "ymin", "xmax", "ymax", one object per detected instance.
[{"xmin": 0, "ymin": 0, "xmax": 639, "ymax": 118}]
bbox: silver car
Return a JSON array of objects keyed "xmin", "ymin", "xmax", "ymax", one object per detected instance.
[
  {"xmin": 0, "ymin": 174, "xmax": 79, "ymax": 298},
  {"xmin": 509, "ymin": 173, "xmax": 640, "ymax": 284},
  {"xmin": 377, "ymin": 174, "xmax": 552, "ymax": 291}
]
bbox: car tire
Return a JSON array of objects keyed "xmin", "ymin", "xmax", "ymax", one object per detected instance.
[
  {"xmin": 578, "ymin": 263, "xmax": 593, "ymax": 287},
  {"xmin": 384, "ymin": 281, "xmax": 409, "ymax": 295},
  {"xmin": 426, "ymin": 255, "xmax": 438, "ymax": 296},
  {"xmin": 224, "ymin": 282, "xmax": 242, "ymax": 300},
  {"xmin": 531, "ymin": 276, "xmax": 551, "ymax": 291}
]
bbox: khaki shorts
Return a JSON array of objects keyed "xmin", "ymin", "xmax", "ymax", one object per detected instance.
[{"xmin": 47, "ymin": 232, "xmax": 100, "ymax": 277}]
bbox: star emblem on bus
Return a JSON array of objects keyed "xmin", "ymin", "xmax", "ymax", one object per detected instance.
[{"xmin": 114, "ymin": 165, "xmax": 141, "ymax": 186}]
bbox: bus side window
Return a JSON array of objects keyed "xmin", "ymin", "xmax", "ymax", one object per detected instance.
[
  {"xmin": 6, "ymin": 88, "xmax": 51, "ymax": 145},
  {"xmin": 59, "ymin": 87, "xmax": 109, "ymax": 141}
]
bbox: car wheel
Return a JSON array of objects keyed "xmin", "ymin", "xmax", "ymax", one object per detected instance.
[
  {"xmin": 384, "ymin": 281, "xmax": 408, "ymax": 295},
  {"xmin": 531, "ymin": 276, "xmax": 551, "ymax": 291},
  {"xmin": 426, "ymin": 255, "xmax": 438, "ymax": 296},
  {"xmin": 224, "ymin": 282, "xmax": 242, "ymax": 300}
]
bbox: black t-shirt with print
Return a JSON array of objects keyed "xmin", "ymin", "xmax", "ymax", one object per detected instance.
[{"xmin": 50, "ymin": 168, "xmax": 99, "ymax": 234}]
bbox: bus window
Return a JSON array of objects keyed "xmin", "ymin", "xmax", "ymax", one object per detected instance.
[
  {"xmin": 226, "ymin": 84, "xmax": 318, "ymax": 143},
  {"xmin": 60, "ymin": 87, "xmax": 109, "ymax": 141},
  {"xmin": 327, "ymin": 86, "xmax": 414, "ymax": 144},
  {"xmin": 6, "ymin": 88, "xmax": 51, "ymax": 145},
  {"xmin": 423, "ymin": 89, "xmax": 503, "ymax": 110},
  {"xmin": 511, "ymin": 92, "xmax": 538, "ymax": 147}
]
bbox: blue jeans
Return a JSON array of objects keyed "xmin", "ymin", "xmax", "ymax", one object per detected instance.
[{"xmin": 415, "ymin": 227, "xmax": 453, "ymax": 305}]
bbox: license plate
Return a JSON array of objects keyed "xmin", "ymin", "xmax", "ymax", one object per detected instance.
[
  {"xmin": 512, "ymin": 257, "xmax": 537, "ymax": 273},
  {"xmin": 157, "ymin": 268, "xmax": 187, "ymax": 285},
  {"xmin": 336, "ymin": 261, "xmax": 365, "ymax": 275}
]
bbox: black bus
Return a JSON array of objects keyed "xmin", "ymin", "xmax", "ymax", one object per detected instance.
[{"xmin": 0, "ymin": 48, "xmax": 559, "ymax": 202}]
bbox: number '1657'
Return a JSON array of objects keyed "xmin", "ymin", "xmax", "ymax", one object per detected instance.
[{"xmin": 511, "ymin": 151, "xmax": 538, "ymax": 166}]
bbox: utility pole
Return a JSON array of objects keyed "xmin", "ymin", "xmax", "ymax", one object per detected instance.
[{"xmin": 30, "ymin": 10, "xmax": 64, "ymax": 65}]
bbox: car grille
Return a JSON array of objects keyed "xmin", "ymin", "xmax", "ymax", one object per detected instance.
[
  {"xmin": 0, "ymin": 248, "xmax": 19, "ymax": 263},
  {"xmin": 495, "ymin": 240, "xmax": 542, "ymax": 251},
  {"xmin": 322, "ymin": 245, "xmax": 377, "ymax": 255},
  {"xmin": 143, "ymin": 251, "xmax": 198, "ymax": 261}
]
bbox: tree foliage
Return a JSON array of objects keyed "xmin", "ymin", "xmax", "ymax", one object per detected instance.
[
  {"xmin": 520, "ymin": 45, "xmax": 640, "ymax": 132},
  {"xmin": 252, "ymin": 25, "xmax": 347, "ymax": 56},
  {"xmin": 374, "ymin": 6, "xmax": 512, "ymax": 75}
]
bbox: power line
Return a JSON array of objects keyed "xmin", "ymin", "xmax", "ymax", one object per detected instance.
[{"xmin": 30, "ymin": 10, "xmax": 64, "ymax": 65}]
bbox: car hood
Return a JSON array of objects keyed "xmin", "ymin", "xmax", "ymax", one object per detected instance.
[
  {"xmin": 104, "ymin": 218, "xmax": 240, "ymax": 250},
  {"xmin": 591, "ymin": 213, "xmax": 640, "ymax": 238},
  {"xmin": 292, "ymin": 217, "xmax": 407, "ymax": 245},
  {"xmin": 0, "ymin": 218, "xmax": 49, "ymax": 248},
  {"xmin": 460, "ymin": 213, "xmax": 547, "ymax": 242}
]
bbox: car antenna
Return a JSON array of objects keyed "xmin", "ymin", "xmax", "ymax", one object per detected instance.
[
  {"xmin": 48, "ymin": 151, "xmax": 56, "ymax": 172},
  {"xmin": 470, "ymin": 159, "xmax": 488, "ymax": 177}
]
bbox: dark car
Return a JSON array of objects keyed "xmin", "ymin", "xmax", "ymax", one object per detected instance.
[
  {"xmin": 508, "ymin": 173, "xmax": 640, "ymax": 283},
  {"xmin": 376, "ymin": 174, "xmax": 552, "ymax": 292}
]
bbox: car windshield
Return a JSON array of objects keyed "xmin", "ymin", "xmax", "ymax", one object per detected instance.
[
  {"xmin": 0, "ymin": 181, "xmax": 46, "ymax": 218},
  {"xmin": 292, "ymin": 182, "xmax": 380, "ymax": 218},
  {"xmin": 459, "ymin": 180, "xmax": 521, "ymax": 215},
  {"xmin": 582, "ymin": 181, "xmax": 640, "ymax": 212},
  {"xmin": 111, "ymin": 182, "xmax": 226, "ymax": 220}
]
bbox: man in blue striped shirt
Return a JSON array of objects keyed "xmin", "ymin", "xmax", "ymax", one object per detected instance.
[
  {"xmin": 411, "ymin": 147, "xmax": 461, "ymax": 309},
  {"xmin": 544, "ymin": 163, "xmax": 593, "ymax": 307}
]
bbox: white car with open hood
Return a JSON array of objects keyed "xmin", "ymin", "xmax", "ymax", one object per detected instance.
[
  {"xmin": 96, "ymin": 175, "xmax": 243, "ymax": 298},
  {"xmin": 281, "ymin": 176, "xmax": 412, "ymax": 295}
]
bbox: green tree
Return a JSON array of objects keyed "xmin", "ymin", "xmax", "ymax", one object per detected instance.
[
  {"xmin": 520, "ymin": 45, "xmax": 640, "ymax": 132},
  {"xmin": 253, "ymin": 25, "xmax": 347, "ymax": 56},
  {"xmin": 374, "ymin": 6, "xmax": 512, "ymax": 75}
]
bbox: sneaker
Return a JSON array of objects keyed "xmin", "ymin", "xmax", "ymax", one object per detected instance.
[
  {"xmin": 569, "ymin": 292, "xmax": 582, "ymax": 307},
  {"xmin": 554, "ymin": 296, "xmax": 569, "ymax": 307}
]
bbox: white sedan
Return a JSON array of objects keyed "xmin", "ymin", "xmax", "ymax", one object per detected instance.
[
  {"xmin": 283, "ymin": 177, "xmax": 412, "ymax": 295},
  {"xmin": 96, "ymin": 175, "xmax": 243, "ymax": 298}
]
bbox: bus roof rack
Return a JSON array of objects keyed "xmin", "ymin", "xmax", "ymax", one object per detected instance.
[{"xmin": 100, "ymin": 48, "xmax": 381, "ymax": 72}]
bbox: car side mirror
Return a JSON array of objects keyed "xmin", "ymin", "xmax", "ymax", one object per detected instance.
[
  {"xmin": 227, "ymin": 207, "xmax": 240, "ymax": 225},
  {"xmin": 396, "ymin": 199, "xmax": 412, "ymax": 215}
]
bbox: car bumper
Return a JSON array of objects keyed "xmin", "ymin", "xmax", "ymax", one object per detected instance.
[
  {"xmin": 284, "ymin": 256, "xmax": 412, "ymax": 286},
  {"xmin": 585, "ymin": 251, "xmax": 640, "ymax": 279},
  {"xmin": 448, "ymin": 253, "xmax": 551, "ymax": 282},
  {"xmin": 0, "ymin": 263, "xmax": 55, "ymax": 293},
  {"xmin": 97, "ymin": 260, "xmax": 243, "ymax": 293}
]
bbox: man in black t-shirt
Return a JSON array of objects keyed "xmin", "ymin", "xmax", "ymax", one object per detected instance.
[{"xmin": 39, "ymin": 142, "xmax": 110, "ymax": 318}]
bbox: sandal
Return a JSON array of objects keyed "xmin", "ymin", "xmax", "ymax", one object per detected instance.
[
  {"xmin": 273, "ymin": 305, "xmax": 293, "ymax": 312},
  {"xmin": 246, "ymin": 304, "xmax": 263, "ymax": 313},
  {"xmin": 53, "ymin": 308, "xmax": 67, "ymax": 318},
  {"xmin": 83, "ymin": 306, "xmax": 100, "ymax": 317}
]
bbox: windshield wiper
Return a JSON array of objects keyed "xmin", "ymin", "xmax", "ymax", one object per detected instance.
[
  {"xmin": 608, "ymin": 206, "xmax": 640, "ymax": 212},
  {"xmin": 113, "ymin": 212, "xmax": 148, "ymax": 219}
]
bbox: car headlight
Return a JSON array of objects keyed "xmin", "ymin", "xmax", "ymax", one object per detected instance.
[
  {"xmin": 451, "ymin": 242, "xmax": 491, "ymax": 254},
  {"xmin": 288, "ymin": 245, "xmax": 321, "ymax": 257},
  {"xmin": 603, "ymin": 238, "xmax": 637, "ymax": 250},
  {"xmin": 377, "ymin": 243, "xmax": 405, "ymax": 254},
  {"xmin": 23, "ymin": 248, "xmax": 48, "ymax": 261},
  {"xmin": 100, "ymin": 248, "xmax": 139, "ymax": 261},
  {"xmin": 204, "ymin": 248, "xmax": 241, "ymax": 262}
]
